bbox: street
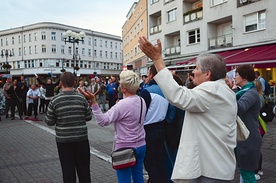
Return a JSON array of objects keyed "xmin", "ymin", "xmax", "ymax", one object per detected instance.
[{"xmin": 0, "ymin": 113, "xmax": 275, "ymax": 182}]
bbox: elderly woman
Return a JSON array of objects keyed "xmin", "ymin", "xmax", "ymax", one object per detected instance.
[
  {"xmin": 234, "ymin": 65, "xmax": 262, "ymax": 183},
  {"xmin": 138, "ymin": 36, "xmax": 237, "ymax": 182},
  {"xmin": 79, "ymin": 70, "xmax": 147, "ymax": 183}
]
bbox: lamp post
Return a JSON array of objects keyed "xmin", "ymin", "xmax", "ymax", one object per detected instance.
[
  {"xmin": 62, "ymin": 30, "xmax": 85, "ymax": 77},
  {"xmin": 60, "ymin": 58, "xmax": 66, "ymax": 73},
  {"xmin": 1, "ymin": 49, "xmax": 13, "ymax": 72}
]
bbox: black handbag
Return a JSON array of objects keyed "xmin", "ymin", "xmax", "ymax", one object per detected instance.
[{"xmin": 111, "ymin": 97, "xmax": 143, "ymax": 170}]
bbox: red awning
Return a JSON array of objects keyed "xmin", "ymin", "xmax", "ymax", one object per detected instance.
[{"xmin": 176, "ymin": 43, "xmax": 276, "ymax": 67}]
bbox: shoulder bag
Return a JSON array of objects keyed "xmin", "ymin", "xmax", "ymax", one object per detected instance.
[
  {"xmin": 236, "ymin": 115, "xmax": 250, "ymax": 142},
  {"xmin": 111, "ymin": 97, "xmax": 143, "ymax": 170}
]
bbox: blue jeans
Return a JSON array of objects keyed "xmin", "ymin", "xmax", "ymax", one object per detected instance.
[
  {"xmin": 144, "ymin": 122, "xmax": 168, "ymax": 183},
  {"xmin": 116, "ymin": 145, "xmax": 146, "ymax": 183},
  {"xmin": 99, "ymin": 95, "xmax": 106, "ymax": 110}
]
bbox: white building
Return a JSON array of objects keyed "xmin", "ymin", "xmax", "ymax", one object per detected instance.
[
  {"xmin": 0, "ymin": 22, "xmax": 123, "ymax": 83},
  {"xmin": 148, "ymin": 0, "xmax": 276, "ymax": 80}
]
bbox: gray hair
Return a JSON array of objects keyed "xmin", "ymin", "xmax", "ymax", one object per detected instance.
[
  {"xmin": 196, "ymin": 53, "xmax": 226, "ymax": 81},
  {"xmin": 119, "ymin": 70, "xmax": 140, "ymax": 94}
]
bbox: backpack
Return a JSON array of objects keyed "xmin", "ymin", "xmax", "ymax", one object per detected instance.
[{"xmin": 264, "ymin": 79, "xmax": 271, "ymax": 96}]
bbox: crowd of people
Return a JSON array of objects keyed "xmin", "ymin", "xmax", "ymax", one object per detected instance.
[{"xmin": 0, "ymin": 38, "xmax": 272, "ymax": 183}]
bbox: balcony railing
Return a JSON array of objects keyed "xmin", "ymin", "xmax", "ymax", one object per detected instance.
[
  {"xmin": 150, "ymin": 25, "xmax": 162, "ymax": 35},
  {"xmin": 209, "ymin": 34, "xmax": 233, "ymax": 50},
  {"xmin": 164, "ymin": 46, "xmax": 181, "ymax": 56},
  {"xmin": 183, "ymin": 7, "xmax": 203, "ymax": 24}
]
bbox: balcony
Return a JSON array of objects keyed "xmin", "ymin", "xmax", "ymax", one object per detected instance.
[
  {"xmin": 183, "ymin": 7, "xmax": 203, "ymax": 24},
  {"xmin": 237, "ymin": 0, "xmax": 261, "ymax": 7},
  {"xmin": 164, "ymin": 46, "xmax": 181, "ymax": 57},
  {"xmin": 150, "ymin": 25, "xmax": 162, "ymax": 35},
  {"xmin": 209, "ymin": 34, "xmax": 233, "ymax": 50}
]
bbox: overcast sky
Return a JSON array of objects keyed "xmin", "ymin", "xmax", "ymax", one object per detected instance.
[{"xmin": 0, "ymin": 0, "xmax": 135, "ymax": 37}]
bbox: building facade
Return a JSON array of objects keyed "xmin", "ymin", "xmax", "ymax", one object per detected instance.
[
  {"xmin": 122, "ymin": 0, "xmax": 148, "ymax": 76},
  {"xmin": 147, "ymin": 0, "xmax": 276, "ymax": 83},
  {"xmin": 0, "ymin": 22, "xmax": 123, "ymax": 84}
]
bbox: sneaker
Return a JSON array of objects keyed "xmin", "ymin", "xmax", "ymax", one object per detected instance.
[
  {"xmin": 258, "ymin": 171, "xmax": 263, "ymax": 176},
  {"xmin": 255, "ymin": 174, "xmax": 261, "ymax": 181}
]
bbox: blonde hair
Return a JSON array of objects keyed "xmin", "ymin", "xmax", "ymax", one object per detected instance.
[
  {"xmin": 254, "ymin": 79, "xmax": 264, "ymax": 95},
  {"xmin": 119, "ymin": 70, "xmax": 139, "ymax": 94}
]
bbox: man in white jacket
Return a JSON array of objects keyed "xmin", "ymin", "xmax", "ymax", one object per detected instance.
[{"xmin": 139, "ymin": 36, "xmax": 237, "ymax": 183}]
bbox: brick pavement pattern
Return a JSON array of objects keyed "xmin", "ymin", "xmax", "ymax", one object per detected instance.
[
  {"xmin": 0, "ymin": 116, "xmax": 275, "ymax": 183},
  {"xmin": 0, "ymin": 118, "xmax": 117, "ymax": 183}
]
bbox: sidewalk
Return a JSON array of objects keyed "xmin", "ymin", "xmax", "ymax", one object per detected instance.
[
  {"xmin": 0, "ymin": 115, "xmax": 276, "ymax": 182},
  {"xmin": 0, "ymin": 117, "xmax": 117, "ymax": 183}
]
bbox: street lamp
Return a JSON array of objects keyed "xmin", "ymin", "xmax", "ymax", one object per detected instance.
[
  {"xmin": 1, "ymin": 49, "xmax": 13, "ymax": 71},
  {"xmin": 60, "ymin": 58, "xmax": 66, "ymax": 73},
  {"xmin": 62, "ymin": 30, "xmax": 85, "ymax": 76}
]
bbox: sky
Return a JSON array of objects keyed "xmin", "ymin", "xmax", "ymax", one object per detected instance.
[{"xmin": 0, "ymin": 0, "xmax": 135, "ymax": 37}]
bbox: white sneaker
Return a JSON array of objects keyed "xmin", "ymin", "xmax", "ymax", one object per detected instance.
[
  {"xmin": 258, "ymin": 170, "xmax": 264, "ymax": 176},
  {"xmin": 255, "ymin": 174, "xmax": 261, "ymax": 181}
]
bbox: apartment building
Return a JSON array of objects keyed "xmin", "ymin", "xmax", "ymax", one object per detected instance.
[
  {"xmin": 122, "ymin": 0, "xmax": 148, "ymax": 76},
  {"xmin": 0, "ymin": 22, "xmax": 123, "ymax": 84},
  {"xmin": 148, "ymin": 0, "xmax": 276, "ymax": 82}
]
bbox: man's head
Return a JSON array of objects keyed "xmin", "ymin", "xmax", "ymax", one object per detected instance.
[
  {"xmin": 91, "ymin": 78, "xmax": 95, "ymax": 84},
  {"xmin": 31, "ymin": 84, "xmax": 36, "ymax": 90},
  {"xmin": 47, "ymin": 79, "xmax": 52, "ymax": 84},
  {"xmin": 6, "ymin": 77, "xmax": 12, "ymax": 84},
  {"xmin": 13, "ymin": 79, "xmax": 18, "ymax": 86},
  {"xmin": 20, "ymin": 75, "xmax": 25, "ymax": 82},
  {"xmin": 79, "ymin": 80, "xmax": 84, "ymax": 86},
  {"xmin": 141, "ymin": 75, "xmax": 148, "ymax": 82},
  {"xmin": 60, "ymin": 72, "xmax": 74, "ymax": 88},
  {"xmin": 255, "ymin": 71, "xmax": 260, "ymax": 79},
  {"xmin": 147, "ymin": 64, "xmax": 157, "ymax": 81}
]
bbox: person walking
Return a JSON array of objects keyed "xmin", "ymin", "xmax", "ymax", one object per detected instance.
[
  {"xmin": 79, "ymin": 70, "xmax": 146, "ymax": 183},
  {"xmin": 38, "ymin": 84, "xmax": 46, "ymax": 114},
  {"xmin": 18, "ymin": 75, "xmax": 28, "ymax": 115},
  {"xmin": 11, "ymin": 79, "xmax": 23, "ymax": 120},
  {"xmin": 139, "ymin": 37, "xmax": 237, "ymax": 182},
  {"xmin": 106, "ymin": 76, "xmax": 119, "ymax": 109},
  {"xmin": 45, "ymin": 72, "xmax": 92, "ymax": 183}
]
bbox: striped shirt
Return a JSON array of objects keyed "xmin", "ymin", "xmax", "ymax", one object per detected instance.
[{"xmin": 45, "ymin": 91, "xmax": 92, "ymax": 143}]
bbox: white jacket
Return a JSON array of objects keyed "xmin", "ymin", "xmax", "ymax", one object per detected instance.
[{"xmin": 154, "ymin": 68, "xmax": 237, "ymax": 182}]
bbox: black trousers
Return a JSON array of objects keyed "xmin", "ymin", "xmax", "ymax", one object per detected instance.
[
  {"xmin": 39, "ymin": 98, "xmax": 45, "ymax": 113},
  {"xmin": 27, "ymin": 100, "xmax": 38, "ymax": 117},
  {"xmin": 11, "ymin": 101, "xmax": 23, "ymax": 118},
  {"xmin": 57, "ymin": 140, "xmax": 91, "ymax": 183},
  {"xmin": 144, "ymin": 122, "xmax": 168, "ymax": 183},
  {"xmin": 5, "ymin": 98, "xmax": 12, "ymax": 117}
]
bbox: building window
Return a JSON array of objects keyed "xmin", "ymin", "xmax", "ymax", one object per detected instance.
[
  {"xmin": 94, "ymin": 38, "xmax": 97, "ymax": 46},
  {"xmin": 23, "ymin": 35, "xmax": 26, "ymax": 43},
  {"xmin": 150, "ymin": 0, "xmax": 159, "ymax": 4},
  {"xmin": 105, "ymin": 51, "xmax": 108, "ymax": 58},
  {"xmin": 211, "ymin": 0, "xmax": 227, "ymax": 6},
  {"xmin": 24, "ymin": 47, "xmax": 27, "ymax": 55},
  {"xmin": 42, "ymin": 44, "xmax": 46, "ymax": 53},
  {"xmin": 19, "ymin": 48, "xmax": 22, "ymax": 56},
  {"xmin": 51, "ymin": 32, "xmax": 56, "ymax": 40},
  {"xmin": 29, "ymin": 34, "xmax": 32, "ymax": 42},
  {"xmin": 17, "ymin": 61, "xmax": 20, "ymax": 69},
  {"xmin": 167, "ymin": 8, "xmax": 177, "ymax": 22},
  {"xmin": 61, "ymin": 45, "xmax": 65, "ymax": 54},
  {"xmin": 100, "ymin": 40, "xmax": 103, "ymax": 47},
  {"xmin": 34, "ymin": 33, "xmax": 37, "ymax": 41},
  {"xmin": 115, "ymin": 42, "xmax": 118, "ymax": 49},
  {"xmin": 245, "ymin": 11, "xmax": 266, "ymax": 32},
  {"xmin": 115, "ymin": 52, "xmax": 118, "ymax": 59},
  {"xmin": 105, "ymin": 41, "xmax": 108, "ymax": 48},
  {"xmin": 0, "ymin": 39, "xmax": 2, "ymax": 46},
  {"xmin": 52, "ymin": 45, "xmax": 56, "ymax": 53},
  {"xmin": 100, "ymin": 50, "xmax": 103, "ymax": 58},
  {"xmin": 110, "ymin": 41, "xmax": 113, "ymax": 48},
  {"xmin": 12, "ymin": 37, "xmax": 15, "ymax": 45},
  {"xmin": 94, "ymin": 50, "xmax": 97, "ymax": 57},
  {"xmin": 88, "ymin": 49, "xmax": 91, "ymax": 56},
  {"xmin": 29, "ymin": 46, "xmax": 32, "ymax": 55},
  {"xmin": 68, "ymin": 47, "xmax": 72, "ymax": 54},
  {"xmin": 110, "ymin": 52, "xmax": 113, "ymax": 59},
  {"xmin": 188, "ymin": 29, "xmax": 200, "ymax": 44},
  {"xmin": 82, "ymin": 48, "xmax": 85, "ymax": 55},
  {"xmin": 41, "ymin": 32, "xmax": 46, "ymax": 40},
  {"xmin": 88, "ymin": 38, "xmax": 92, "ymax": 45},
  {"xmin": 18, "ymin": 35, "xmax": 21, "ymax": 44},
  {"xmin": 6, "ymin": 38, "xmax": 8, "ymax": 46},
  {"xmin": 35, "ymin": 45, "xmax": 37, "ymax": 54}
]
